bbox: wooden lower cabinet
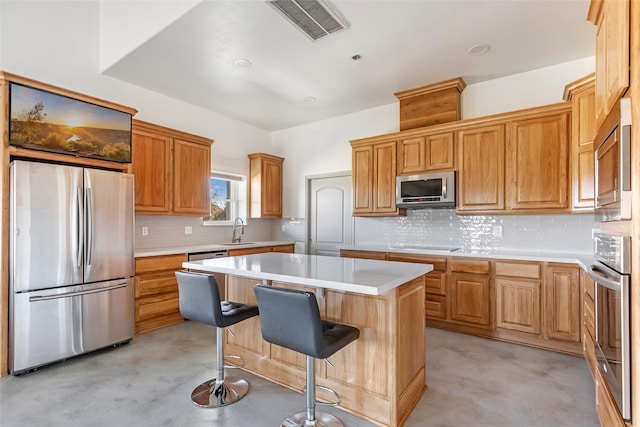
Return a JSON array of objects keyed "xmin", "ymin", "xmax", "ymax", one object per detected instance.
[
  {"xmin": 340, "ymin": 250, "xmax": 584, "ymax": 355},
  {"xmin": 595, "ymin": 368, "xmax": 627, "ymax": 427},
  {"xmin": 449, "ymin": 272, "xmax": 491, "ymax": 327},
  {"xmin": 134, "ymin": 254, "xmax": 187, "ymax": 334},
  {"xmin": 225, "ymin": 274, "xmax": 426, "ymax": 427},
  {"xmin": 496, "ymin": 278, "xmax": 541, "ymax": 334},
  {"xmin": 228, "ymin": 243, "xmax": 295, "ymax": 257},
  {"xmin": 449, "ymin": 259, "xmax": 491, "ymax": 328},
  {"xmin": 341, "ymin": 249, "xmax": 388, "ymax": 260},
  {"xmin": 544, "ymin": 264, "xmax": 581, "ymax": 343},
  {"xmin": 388, "ymin": 253, "xmax": 447, "ymax": 321},
  {"xmin": 495, "ymin": 261, "xmax": 542, "ymax": 335}
]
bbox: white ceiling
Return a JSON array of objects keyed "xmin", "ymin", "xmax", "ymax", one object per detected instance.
[{"xmin": 103, "ymin": 0, "xmax": 595, "ymax": 131}]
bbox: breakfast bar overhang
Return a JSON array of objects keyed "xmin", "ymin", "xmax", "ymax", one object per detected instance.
[{"xmin": 183, "ymin": 253, "xmax": 433, "ymax": 427}]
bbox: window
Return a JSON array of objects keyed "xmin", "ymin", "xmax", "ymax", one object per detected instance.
[{"xmin": 203, "ymin": 172, "xmax": 246, "ymax": 226}]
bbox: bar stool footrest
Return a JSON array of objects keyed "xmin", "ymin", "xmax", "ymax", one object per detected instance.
[
  {"xmin": 223, "ymin": 354, "xmax": 245, "ymax": 369},
  {"xmin": 302, "ymin": 385, "xmax": 340, "ymax": 407}
]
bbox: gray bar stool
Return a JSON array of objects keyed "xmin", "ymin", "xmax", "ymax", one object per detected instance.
[
  {"xmin": 254, "ymin": 284, "xmax": 360, "ymax": 427},
  {"xmin": 175, "ymin": 270, "xmax": 259, "ymax": 408}
]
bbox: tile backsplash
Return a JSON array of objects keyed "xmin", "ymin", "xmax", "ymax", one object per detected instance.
[
  {"xmin": 137, "ymin": 210, "xmax": 596, "ymax": 256},
  {"xmin": 135, "ymin": 215, "xmax": 275, "ymax": 251},
  {"xmin": 354, "ymin": 209, "xmax": 595, "ymax": 254}
]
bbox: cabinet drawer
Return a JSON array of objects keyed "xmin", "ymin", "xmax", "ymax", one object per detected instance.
[
  {"xmin": 135, "ymin": 273, "xmax": 179, "ymax": 298},
  {"xmin": 583, "ymin": 328, "xmax": 597, "ymax": 381},
  {"xmin": 450, "ymin": 259, "xmax": 490, "ymax": 274},
  {"xmin": 228, "ymin": 247, "xmax": 271, "ymax": 256},
  {"xmin": 495, "ymin": 261, "xmax": 541, "ymax": 279},
  {"xmin": 388, "ymin": 253, "xmax": 447, "ymax": 271},
  {"xmin": 135, "ymin": 292, "xmax": 181, "ymax": 322},
  {"xmin": 584, "ymin": 274, "xmax": 595, "ymax": 301},
  {"xmin": 135, "ymin": 254, "xmax": 187, "ymax": 274},
  {"xmin": 272, "ymin": 244, "xmax": 295, "ymax": 253},
  {"xmin": 340, "ymin": 250, "xmax": 388, "ymax": 260},
  {"xmin": 584, "ymin": 295, "xmax": 595, "ymax": 340},
  {"xmin": 425, "ymin": 295, "xmax": 447, "ymax": 320},
  {"xmin": 425, "ymin": 272, "xmax": 446, "ymax": 295}
]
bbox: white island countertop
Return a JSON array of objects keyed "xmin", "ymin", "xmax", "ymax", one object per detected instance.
[{"xmin": 182, "ymin": 252, "xmax": 433, "ymax": 296}]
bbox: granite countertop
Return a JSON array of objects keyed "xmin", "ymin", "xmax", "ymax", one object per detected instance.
[
  {"xmin": 340, "ymin": 243, "xmax": 595, "ymax": 271},
  {"xmin": 183, "ymin": 252, "xmax": 433, "ymax": 295},
  {"xmin": 135, "ymin": 241, "xmax": 295, "ymax": 258}
]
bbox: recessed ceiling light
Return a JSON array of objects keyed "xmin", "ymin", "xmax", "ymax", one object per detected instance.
[
  {"xmin": 234, "ymin": 59, "xmax": 252, "ymax": 69},
  {"xmin": 304, "ymin": 96, "xmax": 317, "ymax": 103},
  {"xmin": 467, "ymin": 43, "xmax": 491, "ymax": 56}
]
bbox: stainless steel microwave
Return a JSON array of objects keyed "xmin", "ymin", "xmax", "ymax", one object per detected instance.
[
  {"xmin": 595, "ymin": 97, "xmax": 632, "ymax": 221},
  {"xmin": 396, "ymin": 171, "xmax": 455, "ymax": 209}
]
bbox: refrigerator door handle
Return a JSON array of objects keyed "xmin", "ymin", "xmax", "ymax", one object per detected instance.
[
  {"xmin": 85, "ymin": 187, "xmax": 93, "ymax": 267},
  {"xmin": 76, "ymin": 187, "xmax": 83, "ymax": 268},
  {"xmin": 29, "ymin": 282, "xmax": 128, "ymax": 302}
]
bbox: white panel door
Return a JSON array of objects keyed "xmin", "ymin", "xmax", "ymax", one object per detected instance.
[{"xmin": 309, "ymin": 175, "xmax": 353, "ymax": 256}]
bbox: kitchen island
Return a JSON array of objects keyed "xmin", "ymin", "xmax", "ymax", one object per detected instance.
[{"xmin": 183, "ymin": 252, "xmax": 433, "ymax": 427}]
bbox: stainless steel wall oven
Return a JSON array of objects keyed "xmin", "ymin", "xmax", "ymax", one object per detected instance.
[
  {"xmin": 588, "ymin": 233, "xmax": 631, "ymax": 421},
  {"xmin": 595, "ymin": 97, "xmax": 632, "ymax": 221}
]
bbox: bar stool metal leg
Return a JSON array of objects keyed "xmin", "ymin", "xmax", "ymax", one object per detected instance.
[
  {"xmin": 190, "ymin": 327, "xmax": 249, "ymax": 408},
  {"xmin": 282, "ymin": 356, "xmax": 343, "ymax": 427}
]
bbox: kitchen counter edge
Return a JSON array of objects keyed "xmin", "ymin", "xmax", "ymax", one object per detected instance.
[
  {"xmin": 339, "ymin": 245, "xmax": 595, "ymax": 271},
  {"xmin": 135, "ymin": 241, "xmax": 296, "ymax": 258}
]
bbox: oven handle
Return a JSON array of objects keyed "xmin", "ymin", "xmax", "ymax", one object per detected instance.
[{"xmin": 587, "ymin": 265, "xmax": 622, "ymax": 291}]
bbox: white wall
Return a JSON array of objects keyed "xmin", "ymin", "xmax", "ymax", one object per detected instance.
[
  {"xmin": 1, "ymin": 1, "xmax": 274, "ymax": 249},
  {"xmin": 271, "ymin": 103, "xmax": 399, "ymax": 217},
  {"xmin": 271, "ymin": 57, "xmax": 596, "ymax": 253},
  {"xmin": 272, "ymin": 57, "xmax": 596, "ymax": 219},
  {"xmin": 1, "ymin": 1, "xmax": 271, "ymax": 173},
  {"xmin": 1, "ymin": 1, "xmax": 597, "ymax": 253},
  {"xmin": 462, "ymin": 57, "xmax": 595, "ymax": 119}
]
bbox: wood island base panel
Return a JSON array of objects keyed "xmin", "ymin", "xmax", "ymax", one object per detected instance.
[{"xmin": 224, "ymin": 274, "xmax": 426, "ymax": 427}]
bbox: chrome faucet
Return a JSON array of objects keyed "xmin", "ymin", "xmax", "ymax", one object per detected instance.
[{"xmin": 231, "ymin": 217, "xmax": 245, "ymax": 243}]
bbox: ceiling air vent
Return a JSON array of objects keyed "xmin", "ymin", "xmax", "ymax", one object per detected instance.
[{"xmin": 266, "ymin": 0, "xmax": 350, "ymax": 41}]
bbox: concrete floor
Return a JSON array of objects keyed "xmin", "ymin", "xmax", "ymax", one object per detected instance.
[{"xmin": 0, "ymin": 322, "xmax": 599, "ymax": 427}]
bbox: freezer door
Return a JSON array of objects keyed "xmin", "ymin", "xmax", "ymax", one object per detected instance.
[
  {"xmin": 10, "ymin": 161, "xmax": 84, "ymax": 292},
  {"xmin": 9, "ymin": 278, "xmax": 135, "ymax": 374},
  {"xmin": 84, "ymin": 168, "xmax": 134, "ymax": 283}
]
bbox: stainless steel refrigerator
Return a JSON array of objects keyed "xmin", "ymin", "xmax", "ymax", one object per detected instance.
[{"xmin": 9, "ymin": 160, "xmax": 135, "ymax": 374}]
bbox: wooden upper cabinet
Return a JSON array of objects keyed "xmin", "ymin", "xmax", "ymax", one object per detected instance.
[
  {"xmin": 248, "ymin": 153, "xmax": 284, "ymax": 218},
  {"xmin": 456, "ymin": 124, "xmax": 506, "ymax": 212},
  {"xmin": 173, "ymin": 138, "xmax": 211, "ymax": 215},
  {"xmin": 352, "ymin": 144, "xmax": 374, "ymax": 214},
  {"xmin": 426, "ymin": 132, "xmax": 455, "ymax": 171},
  {"xmin": 131, "ymin": 128, "xmax": 172, "ymax": 214},
  {"xmin": 397, "ymin": 136, "xmax": 425, "ymax": 174},
  {"xmin": 588, "ymin": 0, "xmax": 630, "ymax": 128},
  {"xmin": 350, "ymin": 139, "xmax": 404, "ymax": 216},
  {"xmin": 564, "ymin": 75, "xmax": 596, "ymax": 211},
  {"xmin": 373, "ymin": 141, "xmax": 398, "ymax": 213},
  {"xmin": 132, "ymin": 120, "xmax": 212, "ymax": 216},
  {"xmin": 397, "ymin": 131, "xmax": 454, "ymax": 174},
  {"xmin": 506, "ymin": 110, "xmax": 570, "ymax": 211}
]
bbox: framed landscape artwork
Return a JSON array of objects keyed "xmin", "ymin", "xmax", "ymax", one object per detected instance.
[{"xmin": 9, "ymin": 82, "xmax": 132, "ymax": 163}]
